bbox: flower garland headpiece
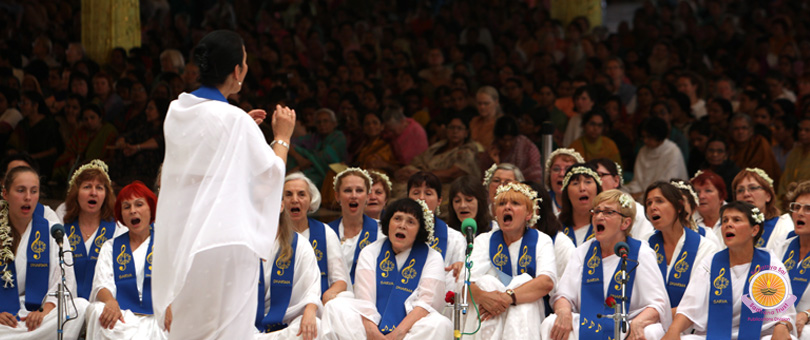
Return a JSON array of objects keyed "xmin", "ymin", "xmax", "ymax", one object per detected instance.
[
  {"xmin": 545, "ymin": 148, "xmax": 585, "ymax": 177},
  {"xmin": 495, "ymin": 182, "xmax": 542, "ymax": 226},
  {"xmin": 671, "ymin": 180, "xmax": 700, "ymax": 207},
  {"xmin": 68, "ymin": 159, "xmax": 111, "ymax": 190},
  {"xmin": 415, "ymin": 199, "xmax": 435, "ymax": 244},
  {"xmin": 368, "ymin": 170, "xmax": 392, "ymax": 193},
  {"xmin": 751, "ymin": 207, "xmax": 765, "ymax": 224},
  {"xmin": 562, "ymin": 166, "xmax": 602, "ymax": 189},
  {"xmin": 615, "ymin": 162, "xmax": 625, "ymax": 186},
  {"xmin": 333, "ymin": 167, "xmax": 374, "ymax": 193},
  {"xmin": 0, "ymin": 201, "xmax": 14, "ymax": 288},
  {"xmin": 482, "ymin": 163, "xmax": 498, "ymax": 186},
  {"xmin": 618, "ymin": 193, "xmax": 633, "ymax": 209},
  {"xmin": 744, "ymin": 168, "xmax": 774, "ymax": 188},
  {"xmin": 691, "ymin": 169, "xmax": 705, "ymax": 181}
]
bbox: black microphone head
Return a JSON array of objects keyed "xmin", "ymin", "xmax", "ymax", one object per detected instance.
[
  {"xmin": 51, "ymin": 223, "xmax": 65, "ymax": 239},
  {"xmin": 461, "ymin": 218, "xmax": 477, "ymax": 234},
  {"xmin": 614, "ymin": 241, "xmax": 629, "ymax": 255}
]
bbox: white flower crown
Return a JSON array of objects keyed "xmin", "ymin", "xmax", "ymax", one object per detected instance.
[
  {"xmin": 671, "ymin": 180, "xmax": 700, "ymax": 207},
  {"xmin": 333, "ymin": 167, "xmax": 374, "ymax": 193},
  {"xmin": 562, "ymin": 166, "xmax": 603, "ymax": 189},
  {"xmin": 495, "ymin": 182, "xmax": 542, "ymax": 227},
  {"xmin": 68, "ymin": 159, "xmax": 111, "ymax": 190},
  {"xmin": 615, "ymin": 162, "xmax": 625, "ymax": 186},
  {"xmin": 744, "ymin": 168, "xmax": 774, "ymax": 188},
  {"xmin": 751, "ymin": 207, "xmax": 765, "ymax": 224},
  {"xmin": 0, "ymin": 201, "xmax": 14, "ymax": 288},
  {"xmin": 618, "ymin": 193, "xmax": 633, "ymax": 209},
  {"xmin": 691, "ymin": 169, "xmax": 705, "ymax": 180},
  {"xmin": 415, "ymin": 199, "xmax": 435, "ymax": 243},
  {"xmin": 368, "ymin": 170, "xmax": 392, "ymax": 193},
  {"xmin": 482, "ymin": 163, "xmax": 498, "ymax": 186},
  {"xmin": 545, "ymin": 148, "xmax": 585, "ymax": 176}
]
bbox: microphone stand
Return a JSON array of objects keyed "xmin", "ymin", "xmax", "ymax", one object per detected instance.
[
  {"xmin": 598, "ymin": 256, "xmax": 629, "ymax": 340},
  {"xmin": 48, "ymin": 242, "xmax": 77, "ymax": 340},
  {"xmin": 454, "ymin": 246, "xmax": 472, "ymax": 340}
]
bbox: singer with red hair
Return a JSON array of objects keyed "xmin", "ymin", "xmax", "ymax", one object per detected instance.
[
  {"xmin": 540, "ymin": 189, "xmax": 671, "ymax": 340},
  {"xmin": 85, "ymin": 181, "xmax": 168, "ymax": 340}
]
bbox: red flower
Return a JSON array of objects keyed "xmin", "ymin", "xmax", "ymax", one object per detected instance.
[
  {"xmin": 445, "ymin": 291, "xmax": 456, "ymax": 304},
  {"xmin": 605, "ymin": 296, "xmax": 617, "ymax": 308}
]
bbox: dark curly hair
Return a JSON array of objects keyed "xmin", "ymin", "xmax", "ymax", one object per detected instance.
[{"xmin": 381, "ymin": 198, "xmax": 430, "ymax": 244}]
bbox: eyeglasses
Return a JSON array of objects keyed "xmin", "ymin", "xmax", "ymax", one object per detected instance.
[
  {"xmin": 597, "ymin": 172, "xmax": 613, "ymax": 178},
  {"xmin": 551, "ymin": 166, "xmax": 569, "ymax": 174},
  {"xmin": 735, "ymin": 185, "xmax": 763, "ymax": 195},
  {"xmin": 590, "ymin": 209, "xmax": 627, "ymax": 218},
  {"xmin": 790, "ymin": 202, "xmax": 810, "ymax": 215},
  {"xmin": 490, "ymin": 178, "xmax": 513, "ymax": 186}
]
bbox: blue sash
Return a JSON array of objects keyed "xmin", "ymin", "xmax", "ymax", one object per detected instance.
[
  {"xmin": 190, "ymin": 85, "xmax": 227, "ymax": 103},
  {"xmin": 24, "ymin": 204, "xmax": 50, "ymax": 311},
  {"xmin": 549, "ymin": 190, "xmax": 561, "ymax": 210},
  {"xmin": 648, "ymin": 228, "xmax": 700, "ymax": 307},
  {"xmin": 375, "ymin": 241, "xmax": 429, "ymax": 334},
  {"xmin": 782, "ymin": 236, "xmax": 810, "ymax": 306},
  {"xmin": 0, "ymin": 255, "xmax": 19, "ymax": 315},
  {"xmin": 112, "ymin": 227, "xmax": 154, "ymax": 315},
  {"xmin": 307, "ymin": 218, "xmax": 329, "ymax": 295},
  {"xmin": 256, "ymin": 233, "xmax": 298, "ymax": 333},
  {"xmin": 697, "ymin": 227, "xmax": 706, "ymax": 237},
  {"xmin": 428, "ymin": 218, "xmax": 449, "ymax": 260},
  {"xmin": 579, "ymin": 238, "xmax": 641, "ymax": 340},
  {"xmin": 488, "ymin": 229, "xmax": 539, "ymax": 286},
  {"xmin": 707, "ymin": 248, "xmax": 769, "ymax": 339},
  {"xmin": 328, "ymin": 215, "xmax": 377, "ymax": 284},
  {"xmin": 68, "ymin": 219, "xmax": 116, "ymax": 299},
  {"xmin": 562, "ymin": 224, "xmax": 594, "ymax": 246},
  {"xmin": 755, "ymin": 217, "xmax": 779, "ymax": 248}
]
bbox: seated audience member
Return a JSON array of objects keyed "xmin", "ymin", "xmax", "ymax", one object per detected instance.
[
  {"xmin": 662, "ymin": 201, "xmax": 797, "ymax": 340},
  {"xmin": 779, "ymin": 117, "xmax": 810, "ymax": 201},
  {"xmin": 541, "ymin": 190, "xmax": 671, "ymax": 340},
  {"xmin": 699, "ymin": 136, "xmax": 740, "ymax": 194},
  {"xmin": 470, "ymin": 86, "xmax": 504, "ymax": 151},
  {"xmin": 322, "ymin": 198, "xmax": 453, "ymax": 339},
  {"xmin": 382, "ymin": 104, "xmax": 428, "ymax": 167},
  {"xmin": 6, "ymin": 91, "xmax": 63, "ymax": 180},
  {"xmin": 52, "ymin": 104, "xmax": 117, "ymax": 183},
  {"xmin": 86, "ymin": 181, "xmax": 167, "ymax": 340},
  {"xmin": 464, "ymin": 182, "xmax": 557, "ymax": 339},
  {"xmin": 624, "ymin": 117, "xmax": 688, "ymax": 199},
  {"xmin": 727, "ymin": 113, "xmax": 781, "ymax": 185},
  {"xmin": 288, "ymin": 108, "xmax": 347, "ymax": 188},
  {"xmin": 111, "ymin": 98, "xmax": 168, "ymax": 187},
  {"xmin": 351, "ymin": 112, "xmax": 397, "ymax": 175},
  {"xmin": 487, "ymin": 115, "xmax": 543, "ymax": 183},
  {"xmin": 570, "ymin": 109, "xmax": 622, "ymax": 166}
]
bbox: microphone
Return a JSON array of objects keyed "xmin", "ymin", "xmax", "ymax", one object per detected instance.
[
  {"xmin": 51, "ymin": 223, "xmax": 65, "ymax": 248},
  {"xmin": 461, "ymin": 218, "xmax": 477, "ymax": 253},
  {"xmin": 614, "ymin": 241, "xmax": 629, "ymax": 259}
]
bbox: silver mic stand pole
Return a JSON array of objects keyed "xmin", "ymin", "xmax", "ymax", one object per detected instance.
[
  {"xmin": 597, "ymin": 258, "xmax": 629, "ymax": 340},
  {"xmin": 47, "ymin": 243, "xmax": 75, "ymax": 340},
  {"xmin": 454, "ymin": 249, "xmax": 472, "ymax": 340}
]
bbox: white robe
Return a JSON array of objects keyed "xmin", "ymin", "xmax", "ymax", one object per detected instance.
[
  {"xmin": 321, "ymin": 239, "xmax": 451, "ymax": 340},
  {"xmin": 441, "ymin": 225, "xmax": 466, "ymax": 289},
  {"xmin": 297, "ymin": 221, "xmax": 351, "ymax": 295},
  {"xmin": 676, "ymin": 248, "xmax": 798, "ymax": 339},
  {"xmin": 334, "ymin": 219, "xmax": 382, "ymax": 283},
  {"xmin": 86, "ymin": 235, "xmax": 167, "ymax": 340},
  {"xmin": 623, "ymin": 140, "xmax": 688, "ymax": 195},
  {"xmin": 760, "ymin": 214, "xmax": 796, "ymax": 252},
  {"xmin": 0, "ymin": 219, "xmax": 88, "ymax": 340},
  {"xmin": 563, "ymin": 113, "xmax": 582, "ymax": 148},
  {"xmin": 540, "ymin": 238, "xmax": 672, "ymax": 340},
  {"xmin": 254, "ymin": 236, "xmax": 323, "ymax": 340},
  {"xmin": 648, "ymin": 231, "xmax": 720, "ymax": 307},
  {"xmin": 775, "ymin": 237, "xmax": 810, "ymax": 340},
  {"xmin": 154, "ymin": 92, "xmax": 286, "ymax": 339},
  {"xmin": 631, "ymin": 201, "xmax": 655, "ymax": 241},
  {"xmin": 463, "ymin": 229, "xmax": 558, "ymax": 340}
]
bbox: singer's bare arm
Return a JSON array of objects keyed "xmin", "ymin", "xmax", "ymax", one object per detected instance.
[
  {"xmin": 626, "ymin": 307, "xmax": 660, "ymax": 340},
  {"xmin": 661, "ymin": 313, "xmax": 694, "ymax": 340},
  {"xmin": 95, "ymin": 288, "xmax": 125, "ymax": 329},
  {"xmin": 550, "ymin": 298, "xmax": 574, "ymax": 340}
]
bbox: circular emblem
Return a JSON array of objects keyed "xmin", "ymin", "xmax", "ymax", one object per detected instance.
[{"xmin": 749, "ymin": 270, "xmax": 788, "ymax": 309}]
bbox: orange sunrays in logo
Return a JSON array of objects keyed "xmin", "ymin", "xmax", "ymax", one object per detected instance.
[{"xmin": 751, "ymin": 272, "xmax": 787, "ymax": 308}]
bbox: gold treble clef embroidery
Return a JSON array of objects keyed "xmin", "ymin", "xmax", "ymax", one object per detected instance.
[
  {"xmin": 653, "ymin": 244, "xmax": 664, "ymax": 264},
  {"xmin": 68, "ymin": 225, "xmax": 81, "ymax": 251},
  {"xmin": 673, "ymin": 251, "xmax": 690, "ymax": 279},
  {"xmin": 430, "ymin": 236, "xmax": 441, "ymax": 253},
  {"xmin": 146, "ymin": 248, "xmax": 153, "ymax": 271},
  {"xmin": 784, "ymin": 250, "xmax": 796, "ymax": 271},
  {"xmin": 358, "ymin": 231, "xmax": 370, "ymax": 249},
  {"xmin": 800, "ymin": 257, "xmax": 810, "ymax": 275},
  {"xmin": 492, "ymin": 244, "xmax": 508, "ymax": 270},
  {"xmin": 587, "ymin": 246, "xmax": 600, "ymax": 275},
  {"xmin": 117, "ymin": 245, "xmax": 132, "ymax": 271},
  {"xmin": 31, "ymin": 231, "xmax": 46, "ymax": 260},
  {"xmin": 613, "ymin": 270, "xmax": 626, "ymax": 290},
  {"xmin": 755, "ymin": 237, "xmax": 765, "ymax": 248},
  {"xmin": 275, "ymin": 254, "xmax": 291, "ymax": 276},
  {"xmin": 94, "ymin": 227, "xmax": 108, "ymax": 253},
  {"xmin": 713, "ymin": 267, "xmax": 729, "ymax": 295},
  {"xmin": 379, "ymin": 251, "xmax": 394, "ymax": 278},
  {"xmin": 518, "ymin": 246, "xmax": 531, "ymax": 273},
  {"xmin": 312, "ymin": 240, "xmax": 323, "ymax": 261},
  {"xmin": 401, "ymin": 259, "xmax": 417, "ymax": 284}
]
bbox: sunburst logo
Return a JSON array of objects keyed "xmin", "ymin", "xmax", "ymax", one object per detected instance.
[{"xmin": 742, "ymin": 267, "xmax": 796, "ymax": 314}]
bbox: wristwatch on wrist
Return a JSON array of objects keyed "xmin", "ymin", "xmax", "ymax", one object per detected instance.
[
  {"xmin": 777, "ymin": 320, "xmax": 794, "ymax": 332},
  {"xmin": 505, "ymin": 289, "xmax": 516, "ymax": 306},
  {"xmin": 804, "ymin": 310, "xmax": 810, "ymax": 323},
  {"xmin": 270, "ymin": 139, "xmax": 290, "ymax": 149}
]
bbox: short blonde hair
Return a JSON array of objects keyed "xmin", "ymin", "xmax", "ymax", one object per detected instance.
[{"xmin": 592, "ymin": 189, "xmax": 636, "ymax": 236}]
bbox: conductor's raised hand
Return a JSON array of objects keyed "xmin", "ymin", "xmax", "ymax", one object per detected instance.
[
  {"xmin": 247, "ymin": 109, "xmax": 267, "ymax": 125},
  {"xmin": 271, "ymin": 105, "xmax": 296, "ymax": 142}
]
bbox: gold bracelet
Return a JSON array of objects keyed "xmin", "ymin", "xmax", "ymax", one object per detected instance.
[{"xmin": 270, "ymin": 140, "xmax": 290, "ymax": 149}]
